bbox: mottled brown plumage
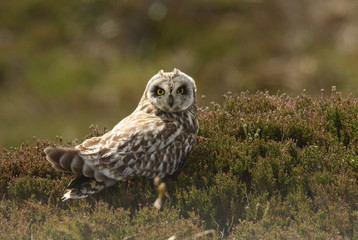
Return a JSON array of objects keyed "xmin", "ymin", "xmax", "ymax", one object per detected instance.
[{"xmin": 44, "ymin": 68, "xmax": 198, "ymax": 200}]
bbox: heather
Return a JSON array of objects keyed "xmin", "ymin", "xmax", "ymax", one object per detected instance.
[{"xmin": 1, "ymin": 90, "xmax": 358, "ymax": 239}]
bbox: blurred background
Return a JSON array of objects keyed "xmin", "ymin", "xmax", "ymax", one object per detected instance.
[{"xmin": 1, "ymin": 0, "xmax": 358, "ymax": 147}]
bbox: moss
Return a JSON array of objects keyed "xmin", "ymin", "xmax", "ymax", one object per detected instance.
[{"xmin": 1, "ymin": 91, "xmax": 358, "ymax": 238}]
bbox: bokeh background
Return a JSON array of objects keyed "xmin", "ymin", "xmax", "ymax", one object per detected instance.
[{"xmin": 1, "ymin": 0, "xmax": 358, "ymax": 147}]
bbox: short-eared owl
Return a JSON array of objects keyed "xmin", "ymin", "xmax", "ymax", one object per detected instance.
[{"xmin": 44, "ymin": 68, "xmax": 198, "ymax": 200}]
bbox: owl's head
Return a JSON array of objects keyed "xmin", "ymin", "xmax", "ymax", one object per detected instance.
[{"xmin": 144, "ymin": 68, "xmax": 197, "ymax": 112}]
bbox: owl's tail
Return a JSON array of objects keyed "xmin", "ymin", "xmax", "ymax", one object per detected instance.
[
  {"xmin": 62, "ymin": 176, "xmax": 108, "ymax": 201},
  {"xmin": 44, "ymin": 147, "xmax": 84, "ymax": 174},
  {"xmin": 44, "ymin": 147, "xmax": 117, "ymax": 200}
]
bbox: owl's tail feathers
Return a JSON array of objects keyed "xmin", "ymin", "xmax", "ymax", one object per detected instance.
[
  {"xmin": 44, "ymin": 147, "xmax": 84, "ymax": 174},
  {"xmin": 44, "ymin": 147, "xmax": 118, "ymax": 200},
  {"xmin": 62, "ymin": 176, "xmax": 104, "ymax": 201},
  {"xmin": 62, "ymin": 176, "xmax": 117, "ymax": 201}
]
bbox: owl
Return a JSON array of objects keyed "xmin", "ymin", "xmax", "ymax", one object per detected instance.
[{"xmin": 44, "ymin": 68, "xmax": 199, "ymax": 200}]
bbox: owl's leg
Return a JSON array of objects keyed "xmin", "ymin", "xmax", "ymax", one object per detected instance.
[{"xmin": 62, "ymin": 176, "xmax": 117, "ymax": 201}]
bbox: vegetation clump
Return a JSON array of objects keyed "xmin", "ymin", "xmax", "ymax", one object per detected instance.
[{"xmin": 1, "ymin": 90, "xmax": 358, "ymax": 239}]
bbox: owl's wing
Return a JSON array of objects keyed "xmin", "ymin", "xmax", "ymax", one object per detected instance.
[{"xmin": 75, "ymin": 115, "xmax": 186, "ymax": 180}]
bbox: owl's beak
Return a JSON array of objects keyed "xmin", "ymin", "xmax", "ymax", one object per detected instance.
[{"xmin": 169, "ymin": 94, "xmax": 174, "ymax": 107}]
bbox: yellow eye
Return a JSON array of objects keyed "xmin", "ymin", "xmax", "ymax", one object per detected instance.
[
  {"xmin": 157, "ymin": 88, "xmax": 165, "ymax": 95},
  {"xmin": 177, "ymin": 87, "xmax": 185, "ymax": 94}
]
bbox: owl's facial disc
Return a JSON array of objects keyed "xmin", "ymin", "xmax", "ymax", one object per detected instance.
[{"xmin": 146, "ymin": 72, "xmax": 196, "ymax": 113}]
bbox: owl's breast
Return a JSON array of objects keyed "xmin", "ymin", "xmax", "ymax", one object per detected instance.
[{"xmin": 134, "ymin": 130, "xmax": 196, "ymax": 178}]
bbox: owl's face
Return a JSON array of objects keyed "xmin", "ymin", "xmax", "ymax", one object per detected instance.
[{"xmin": 145, "ymin": 69, "xmax": 196, "ymax": 112}]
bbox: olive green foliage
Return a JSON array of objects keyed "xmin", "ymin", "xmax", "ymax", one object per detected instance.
[
  {"xmin": 1, "ymin": 91, "xmax": 358, "ymax": 239},
  {"xmin": 1, "ymin": 0, "xmax": 358, "ymax": 147}
]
